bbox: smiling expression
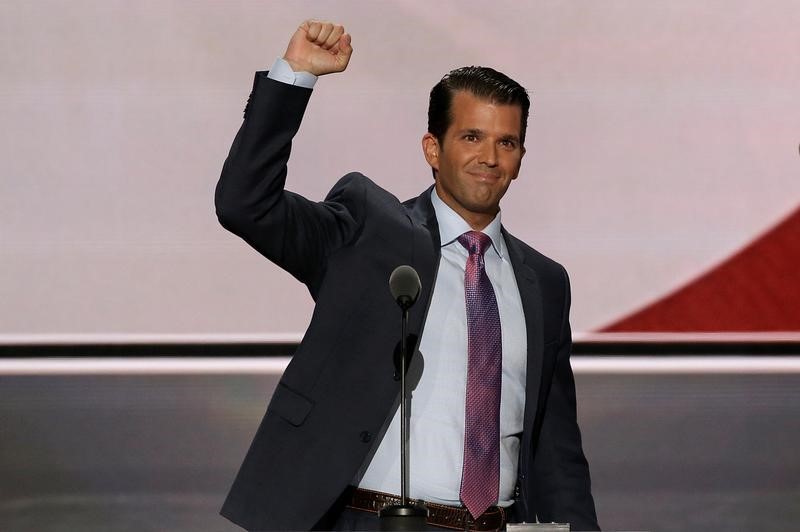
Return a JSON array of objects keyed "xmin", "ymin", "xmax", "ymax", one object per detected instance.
[{"xmin": 423, "ymin": 90, "xmax": 526, "ymax": 231}]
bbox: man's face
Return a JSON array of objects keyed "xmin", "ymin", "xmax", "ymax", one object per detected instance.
[{"xmin": 423, "ymin": 90, "xmax": 525, "ymax": 230}]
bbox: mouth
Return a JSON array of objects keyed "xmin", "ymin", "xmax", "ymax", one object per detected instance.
[{"xmin": 468, "ymin": 171, "xmax": 501, "ymax": 181}]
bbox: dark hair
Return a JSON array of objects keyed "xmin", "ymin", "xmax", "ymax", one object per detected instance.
[{"xmin": 428, "ymin": 66, "xmax": 530, "ymax": 147}]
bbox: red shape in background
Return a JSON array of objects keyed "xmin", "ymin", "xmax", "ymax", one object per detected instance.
[{"xmin": 602, "ymin": 205, "xmax": 800, "ymax": 332}]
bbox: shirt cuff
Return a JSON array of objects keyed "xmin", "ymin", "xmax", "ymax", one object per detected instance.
[{"xmin": 266, "ymin": 58, "xmax": 318, "ymax": 89}]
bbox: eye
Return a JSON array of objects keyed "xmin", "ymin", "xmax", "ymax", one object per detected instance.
[
  {"xmin": 500, "ymin": 139, "xmax": 517, "ymax": 149},
  {"xmin": 463, "ymin": 134, "xmax": 478, "ymax": 142}
]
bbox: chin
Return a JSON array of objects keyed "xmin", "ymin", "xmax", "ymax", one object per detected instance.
[{"xmin": 465, "ymin": 202, "xmax": 499, "ymax": 216}]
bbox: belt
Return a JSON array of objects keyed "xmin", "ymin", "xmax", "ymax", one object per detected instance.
[{"xmin": 347, "ymin": 487, "xmax": 507, "ymax": 531}]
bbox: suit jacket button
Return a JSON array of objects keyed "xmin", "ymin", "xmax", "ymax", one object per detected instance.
[{"xmin": 359, "ymin": 431, "xmax": 372, "ymax": 443}]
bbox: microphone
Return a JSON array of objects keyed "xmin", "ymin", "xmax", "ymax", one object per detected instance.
[
  {"xmin": 383, "ymin": 264, "xmax": 428, "ymax": 527},
  {"xmin": 389, "ymin": 265, "xmax": 421, "ymax": 310}
]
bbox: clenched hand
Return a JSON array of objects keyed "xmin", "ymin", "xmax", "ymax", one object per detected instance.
[{"xmin": 283, "ymin": 20, "xmax": 353, "ymax": 76}]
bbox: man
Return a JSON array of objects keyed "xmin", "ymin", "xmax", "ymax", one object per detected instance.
[{"xmin": 216, "ymin": 20, "xmax": 598, "ymax": 532}]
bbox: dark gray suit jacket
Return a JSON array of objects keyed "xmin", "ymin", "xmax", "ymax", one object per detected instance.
[{"xmin": 215, "ymin": 73, "xmax": 598, "ymax": 531}]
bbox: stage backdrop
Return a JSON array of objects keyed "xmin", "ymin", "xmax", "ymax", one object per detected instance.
[{"xmin": 1, "ymin": 0, "xmax": 799, "ymax": 339}]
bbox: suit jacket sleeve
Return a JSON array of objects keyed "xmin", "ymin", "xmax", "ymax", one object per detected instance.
[
  {"xmin": 214, "ymin": 72, "xmax": 362, "ymax": 297},
  {"xmin": 529, "ymin": 267, "xmax": 600, "ymax": 530}
]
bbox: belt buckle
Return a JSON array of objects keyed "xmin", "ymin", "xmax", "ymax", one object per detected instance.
[{"xmin": 464, "ymin": 511, "xmax": 477, "ymax": 531}]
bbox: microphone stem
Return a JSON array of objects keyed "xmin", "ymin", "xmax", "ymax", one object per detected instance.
[{"xmin": 400, "ymin": 306, "xmax": 409, "ymax": 506}]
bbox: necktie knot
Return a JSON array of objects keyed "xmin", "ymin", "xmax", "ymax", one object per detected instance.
[{"xmin": 458, "ymin": 231, "xmax": 492, "ymax": 257}]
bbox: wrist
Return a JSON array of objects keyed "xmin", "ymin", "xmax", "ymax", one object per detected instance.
[{"xmin": 282, "ymin": 56, "xmax": 311, "ymax": 74}]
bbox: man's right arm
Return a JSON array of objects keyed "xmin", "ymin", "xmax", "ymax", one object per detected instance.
[{"xmin": 214, "ymin": 21, "xmax": 355, "ymax": 290}]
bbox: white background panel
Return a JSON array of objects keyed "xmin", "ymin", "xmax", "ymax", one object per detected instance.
[{"xmin": 1, "ymin": 1, "xmax": 799, "ymax": 335}]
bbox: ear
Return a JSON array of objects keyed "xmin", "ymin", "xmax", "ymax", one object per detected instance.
[
  {"xmin": 422, "ymin": 133, "xmax": 440, "ymax": 174},
  {"xmin": 511, "ymin": 145, "xmax": 526, "ymax": 180}
]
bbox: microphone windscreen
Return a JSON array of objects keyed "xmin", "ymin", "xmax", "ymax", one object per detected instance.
[{"xmin": 389, "ymin": 265, "xmax": 421, "ymax": 306}]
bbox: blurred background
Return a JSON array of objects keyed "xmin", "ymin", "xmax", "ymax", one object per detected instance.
[{"xmin": 1, "ymin": 1, "xmax": 798, "ymax": 531}]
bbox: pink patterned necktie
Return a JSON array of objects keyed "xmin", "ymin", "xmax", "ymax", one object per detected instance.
[{"xmin": 457, "ymin": 231, "xmax": 502, "ymax": 519}]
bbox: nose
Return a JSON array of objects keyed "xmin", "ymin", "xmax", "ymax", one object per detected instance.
[{"xmin": 478, "ymin": 142, "xmax": 498, "ymax": 167}]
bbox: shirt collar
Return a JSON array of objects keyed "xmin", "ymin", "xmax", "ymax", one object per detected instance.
[{"xmin": 430, "ymin": 187, "xmax": 505, "ymax": 259}]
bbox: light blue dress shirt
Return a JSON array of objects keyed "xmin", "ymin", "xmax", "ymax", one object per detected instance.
[{"xmin": 358, "ymin": 189, "xmax": 527, "ymax": 507}]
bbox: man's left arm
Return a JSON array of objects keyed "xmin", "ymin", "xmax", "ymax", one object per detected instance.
[{"xmin": 529, "ymin": 267, "xmax": 600, "ymax": 530}]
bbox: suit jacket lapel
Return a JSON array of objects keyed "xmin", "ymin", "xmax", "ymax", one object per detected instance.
[
  {"xmin": 503, "ymin": 230, "xmax": 544, "ymax": 454},
  {"xmin": 405, "ymin": 185, "xmax": 441, "ymax": 343}
]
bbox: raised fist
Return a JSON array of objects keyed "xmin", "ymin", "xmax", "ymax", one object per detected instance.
[{"xmin": 283, "ymin": 20, "xmax": 353, "ymax": 76}]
